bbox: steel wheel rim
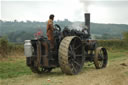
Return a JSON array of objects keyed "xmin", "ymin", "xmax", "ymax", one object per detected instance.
[
  {"xmin": 68, "ymin": 38, "xmax": 83, "ymax": 74},
  {"xmin": 97, "ymin": 48, "xmax": 107, "ymax": 68}
]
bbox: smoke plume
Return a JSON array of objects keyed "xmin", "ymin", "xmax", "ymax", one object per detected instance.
[{"xmin": 80, "ymin": 0, "xmax": 91, "ymax": 13}]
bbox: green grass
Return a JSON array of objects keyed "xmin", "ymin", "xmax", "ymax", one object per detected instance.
[
  {"xmin": 125, "ymin": 72, "xmax": 128, "ymax": 76},
  {"xmin": 0, "ymin": 59, "xmax": 32, "ymax": 79},
  {"xmin": 0, "ymin": 49, "xmax": 127, "ymax": 79},
  {"xmin": 42, "ymin": 82, "xmax": 51, "ymax": 85},
  {"xmin": 108, "ymin": 49, "xmax": 127, "ymax": 60}
]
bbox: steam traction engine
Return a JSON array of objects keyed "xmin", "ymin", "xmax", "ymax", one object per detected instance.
[{"xmin": 24, "ymin": 13, "xmax": 108, "ymax": 75}]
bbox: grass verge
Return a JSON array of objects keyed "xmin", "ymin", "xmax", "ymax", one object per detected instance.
[
  {"xmin": 108, "ymin": 49, "xmax": 128, "ymax": 61},
  {"xmin": 0, "ymin": 58, "xmax": 32, "ymax": 79},
  {"xmin": 0, "ymin": 49, "xmax": 127, "ymax": 79},
  {"xmin": 124, "ymin": 72, "xmax": 128, "ymax": 76}
]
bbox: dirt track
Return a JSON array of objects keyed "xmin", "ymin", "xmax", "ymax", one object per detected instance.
[{"xmin": 1, "ymin": 56, "xmax": 128, "ymax": 85}]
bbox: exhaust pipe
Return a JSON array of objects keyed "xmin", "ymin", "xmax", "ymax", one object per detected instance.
[{"xmin": 84, "ymin": 13, "xmax": 90, "ymax": 35}]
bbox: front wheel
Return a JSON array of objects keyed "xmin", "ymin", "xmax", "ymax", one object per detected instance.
[{"xmin": 94, "ymin": 47, "xmax": 108, "ymax": 69}]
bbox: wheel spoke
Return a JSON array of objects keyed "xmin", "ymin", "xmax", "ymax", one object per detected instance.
[
  {"xmin": 68, "ymin": 57, "xmax": 73, "ymax": 63},
  {"xmin": 69, "ymin": 39, "xmax": 82, "ymax": 73},
  {"xmin": 71, "ymin": 63, "xmax": 77, "ymax": 73},
  {"xmin": 73, "ymin": 39, "xmax": 77, "ymax": 48},
  {"xmin": 98, "ymin": 61, "xmax": 103, "ymax": 67},
  {"xmin": 75, "ymin": 54, "xmax": 82, "ymax": 57},
  {"xmin": 74, "ymin": 44, "xmax": 81, "ymax": 50},
  {"xmin": 69, "ymin": 45, "xmax": 76, "ymax": 58},
  {"xmin": 98, "ymin": 50, "xmax": 104, "ymax": 60},
  {"xmin": 99, "ymin": 50, "xmax": 103, "ymax": 58},
  {"xmin": 97, "ymin": 50, "xmax": 105, "ymax": 67},
  {"xmin": 69, "ymin": 50, "xmax": 73, "ymax": 55},
  {"xmin": 69, "ymin": 45, "xmax": 74, "ymax": 53},
  {"xmin": 73, "ymin": 60, "xmax": 81, "ymax": 67}
]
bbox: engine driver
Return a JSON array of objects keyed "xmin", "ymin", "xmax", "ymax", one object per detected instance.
[{"xmin": 47, "ymin": 14, "xmax": 55, "ymax": 49}]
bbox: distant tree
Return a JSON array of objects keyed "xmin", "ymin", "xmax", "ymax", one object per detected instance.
[
  {"xmin": 123, "ymin": 32, "xmax": 128, "ymax": 41},
  {"xmin": 101, "ymin": 33, "xmax": 110, "ymax": 39},
  {"xmin": 14, "ymin": 20, "xmax": 18, "ymax": 22},
  {"xmin": 1, "ymin": 20, "xmax": 128, "ymax": 42}
]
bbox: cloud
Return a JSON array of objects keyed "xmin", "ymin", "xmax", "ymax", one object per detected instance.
[
  {"xmin": 1, "ymin": 0, "xmax": 84, "ymax": 22},
  {"xmin": 80, "ymin": 0, "xmax": 128, "ymax": 24},
  {"xmin": 1, "ymin": 0, "xmax": 128, "ymax": 24}
]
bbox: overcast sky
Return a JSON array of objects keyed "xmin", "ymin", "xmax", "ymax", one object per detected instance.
[{"xmin": 0, "ymin": 0, "xmax": 128, "ymax": 24}]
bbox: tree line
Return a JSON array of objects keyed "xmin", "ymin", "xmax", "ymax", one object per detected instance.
[{"xmin": 0, "ymin": 20, "xmax": 128, "ymax": 42}]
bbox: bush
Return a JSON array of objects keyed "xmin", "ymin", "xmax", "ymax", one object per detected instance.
[
  {"xmin": 98, "ymin": 39, "xmax": 128, "ymax": 49},
  {"xmin": 0, "ymin": 37, "xmax": 9, "ymax": 57},
  {"xmin": 7, "ymin": 43, "xmax": 24, "ymax": 56},
  {"xmin": 0, "ymin": 37, "xmax": 24, "ymax": 58},
  {"xmin": 123, "ymin": 32, "xmax": 128, "ymax": 42}
]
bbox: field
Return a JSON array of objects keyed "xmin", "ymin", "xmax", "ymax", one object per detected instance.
[{"xmin": 0, "ymin": 49, "xmax": 128, "ymax": 85}]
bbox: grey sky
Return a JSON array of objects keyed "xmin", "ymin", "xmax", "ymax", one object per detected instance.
[{"xmin": 1, "ymin": 0, "xmax": 128, "ymax": 24}]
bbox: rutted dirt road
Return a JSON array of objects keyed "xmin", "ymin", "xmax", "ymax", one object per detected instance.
[{"xmin": 1, "ymin": 55, "xmax": 128, "ymax": 85}]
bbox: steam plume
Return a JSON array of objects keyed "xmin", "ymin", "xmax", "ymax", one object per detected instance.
[{"xmin": 80, "ymin": 0, "xmax": 91, "ymax": 13}]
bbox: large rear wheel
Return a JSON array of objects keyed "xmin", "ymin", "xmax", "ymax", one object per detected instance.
[{"xmin": 59, "ymin": 36, "xmax": 85, "ymax": 75}]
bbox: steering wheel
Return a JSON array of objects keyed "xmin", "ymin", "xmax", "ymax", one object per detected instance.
[{"xmin": 54, "ymin": 24, "xmax": 61, "ymax": 32}]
